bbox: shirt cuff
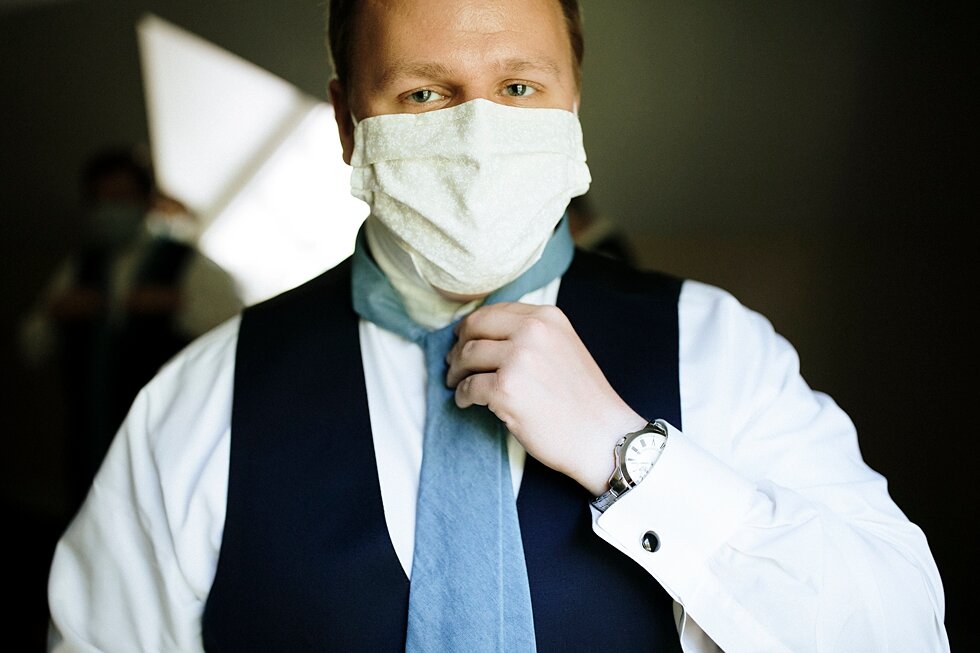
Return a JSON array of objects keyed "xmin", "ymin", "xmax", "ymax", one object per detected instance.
[{"xmin": 591, "ymin": 421, "xmax": 758, "ymax": 604}]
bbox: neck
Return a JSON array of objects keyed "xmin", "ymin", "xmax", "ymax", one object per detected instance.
[{"xmin": 364, "ymin": 216, "xmax": 483, "ymax": 330}]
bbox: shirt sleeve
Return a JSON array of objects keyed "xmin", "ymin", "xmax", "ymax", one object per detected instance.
[
  {"xmin": 592, "ymin": 280, "xmax": 948, "ymax": 653},
  {"xmin": 47, "ymin": 317, "xmax": 239, "ymax": 652}
]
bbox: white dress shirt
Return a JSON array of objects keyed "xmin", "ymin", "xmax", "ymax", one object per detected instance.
[{"xmin": 47, "ymin": 276, "xmax": 948, "ymax": 652}]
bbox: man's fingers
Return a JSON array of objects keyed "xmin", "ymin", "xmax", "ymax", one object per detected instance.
[
  {"xmin": 446, "ymin": 338, "xmax": 511, "ymax": 388},
  {"xmin": 455, "ymin": 302, "xmax": 564, "ymax": 342},
  {"xmin": 454, "ymin": 372, "xmax": 496, "ymax": 409}
]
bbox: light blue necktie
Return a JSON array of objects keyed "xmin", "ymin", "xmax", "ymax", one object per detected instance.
[{"xmin": 352, "ymin": 219, "xmax": 574, "ymax": 652}]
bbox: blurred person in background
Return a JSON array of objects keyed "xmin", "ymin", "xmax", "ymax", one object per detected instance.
[{"xmin": 20, "ymin": 146, "xmax": 242, "ymax": 510}]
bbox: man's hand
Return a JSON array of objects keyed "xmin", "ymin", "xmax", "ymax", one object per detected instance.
[{"xmin": 447, "ymin": 302, "xmax": 647, "ymax": 495}]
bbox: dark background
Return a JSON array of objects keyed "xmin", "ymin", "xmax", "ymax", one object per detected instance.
[{"xmin": 0, "ymin": 0, "xmax": 971, "ymax": 649}]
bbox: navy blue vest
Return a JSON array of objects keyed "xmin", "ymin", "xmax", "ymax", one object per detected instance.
[{"xmin": 202, "ymin": 250, "xmax": 684, "ymax": 652}]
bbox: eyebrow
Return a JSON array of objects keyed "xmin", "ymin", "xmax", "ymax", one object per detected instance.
[
  {"xmin": 376, "ymin": 62, "xmax": 455, "ymax": 89},
  {"xmin": 375, "ymin": 57, "xmax": 562, "ymax": 89},
  {"xmin": 497, "ymin": 57, "xmax": 561, "ymax": 77}
]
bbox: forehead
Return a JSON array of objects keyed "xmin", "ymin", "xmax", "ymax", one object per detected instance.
[{"xmin": 351, "ymin": 0, "xmax": 573, "ymax": 84}]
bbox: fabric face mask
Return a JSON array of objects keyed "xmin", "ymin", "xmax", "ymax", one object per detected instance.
[{"xmin": 350, "ymin": 98, "xmax": 591, "ymax": 296}]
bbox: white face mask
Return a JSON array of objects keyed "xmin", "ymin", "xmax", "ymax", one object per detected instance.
[{"xmin": 350, "ymin": 98, "xmax": 591, "ymax": 295}]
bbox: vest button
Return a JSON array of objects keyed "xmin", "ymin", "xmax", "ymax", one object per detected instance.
[{"xmin": 641, "ymin": 531, "xmax": 660, "ymax": 552}]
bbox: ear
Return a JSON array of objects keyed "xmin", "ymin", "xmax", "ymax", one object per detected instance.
[{"xmin": 329, "ymin": 79, "xmax": 356, "ymax": 165}]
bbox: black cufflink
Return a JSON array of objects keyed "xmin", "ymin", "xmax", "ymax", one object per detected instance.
[{"xmin": 641, "ymin": 531, "xmax": 660, "ymax": 552}]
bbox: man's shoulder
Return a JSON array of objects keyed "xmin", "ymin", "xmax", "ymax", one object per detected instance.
[
  {"xmin": 676, "ymin": 277, "xmax": 809, "ymax": 426},
  {"xmin": 245, "ymin": 259, "xmax": 353, "ymax": 320},
  {"xmin": 566, "ymin": 248, "xmax": 683, "ymax": 297},
  {"xmin": 559, "ymin": 251, "xmax": 687, "ymax": 339},
  {"xmin": 237, "ymin": 259, "xmax": 356, "ymax": 356},
  {"xmin": 678, "ymin": 278, "xmax": 780, "ymax": 344},
  {"xmin": 143, "ymin": 315, "xmax": 241, "ymax": 414},
  {"xmin": 103, "ymin": 315, "xmax": 239, "ymax": 510},
  {"xmin": 565, "ymin": 250, "xmax": 774, "ymax": 341}
]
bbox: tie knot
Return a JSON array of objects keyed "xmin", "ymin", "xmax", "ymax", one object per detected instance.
[
  {"xmin": 351, "ymin": 216, "xmax": 576, "ymax": 345},
  {"xmin": 424, "ymin": 322, "xmax": 456, "ymax": 352}
]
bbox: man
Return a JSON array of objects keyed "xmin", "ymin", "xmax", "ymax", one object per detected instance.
[
  {"xmin": 47, "ymin": 1, "xmax": 947, "ymax": 651},
  {"xmin": 22, "ymin": 147, "xmax": 241, "ymax": 510}
]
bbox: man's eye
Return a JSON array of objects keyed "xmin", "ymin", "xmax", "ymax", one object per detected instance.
[
  {"xmin": 408, "ymin": 89, "xmax": 443, "ymax": 103},
  {"xmin": 504, "ymin": 83, "xmax": 536, "ymax": 97}
]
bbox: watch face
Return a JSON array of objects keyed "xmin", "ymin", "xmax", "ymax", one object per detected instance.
[{"xmin": 622, "ymin": 431, "xmax": 665, "ymax": 485}]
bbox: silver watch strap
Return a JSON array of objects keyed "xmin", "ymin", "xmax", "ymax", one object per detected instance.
[{"xmin": 591, "ymin": 488, "xmax": 621, "ymax": 513}]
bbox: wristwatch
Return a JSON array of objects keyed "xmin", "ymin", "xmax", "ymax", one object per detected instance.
[{"xmin": 591, "ymin": 420, "xmax": 669, "ymax": 513}]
